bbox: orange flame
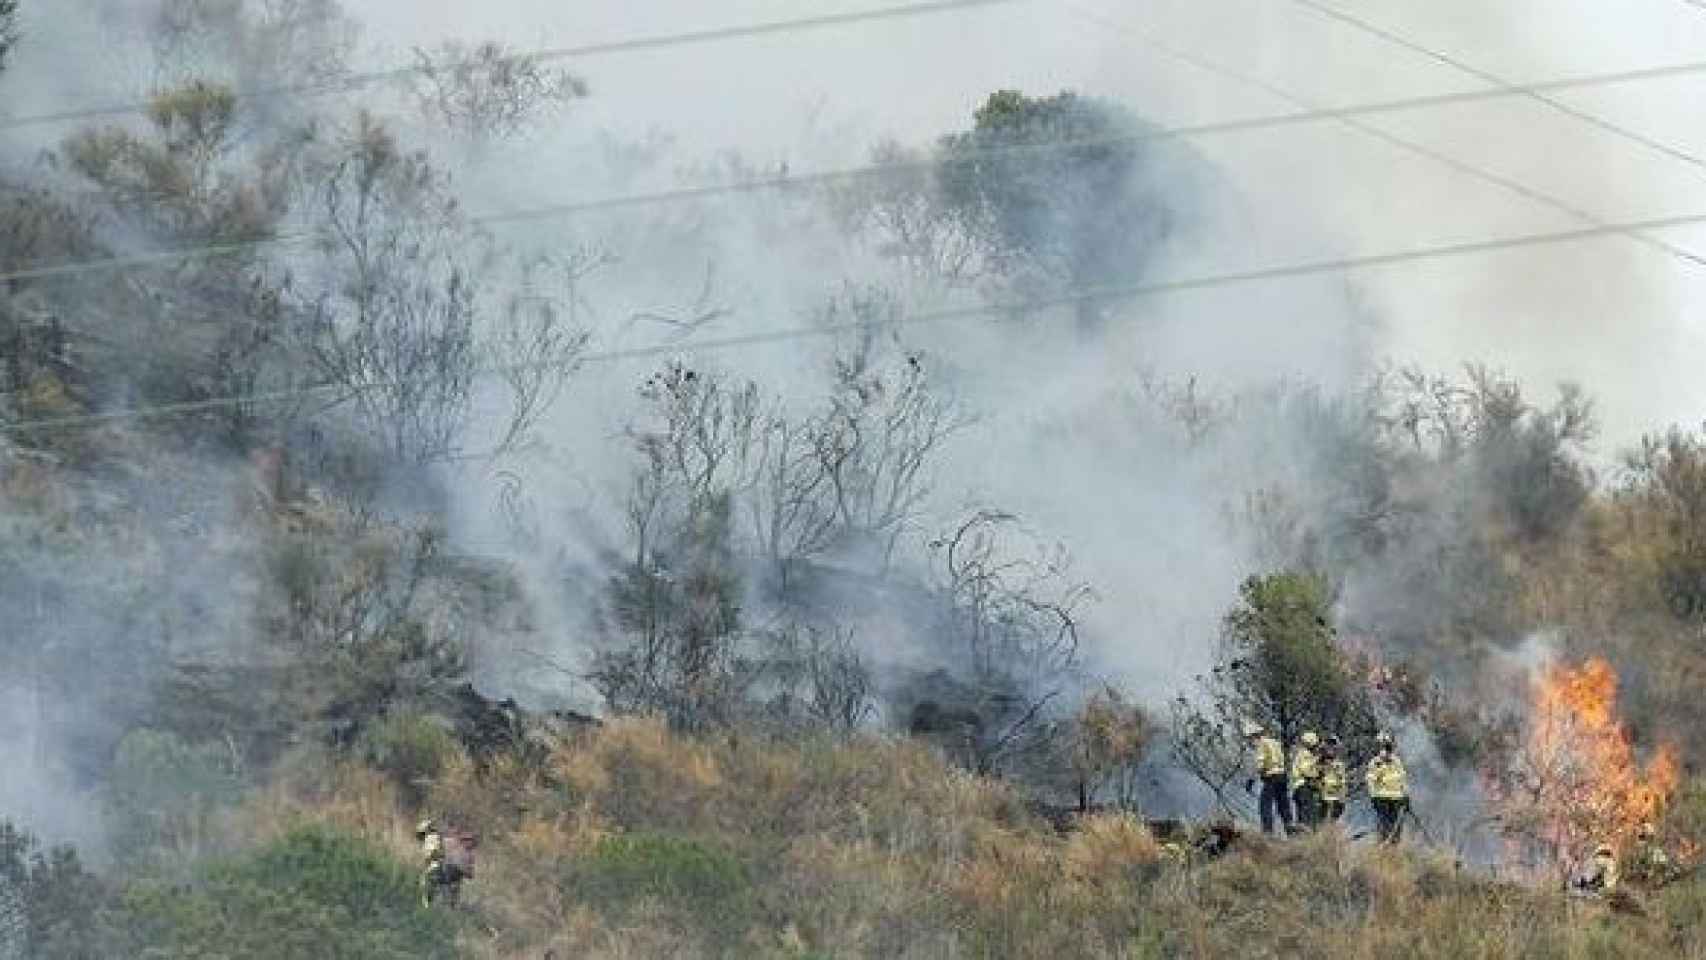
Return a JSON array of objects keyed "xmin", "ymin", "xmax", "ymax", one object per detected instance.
[{"xmin": 1498, "ymin": 657, "xmax": 1679, "ymax": 868}]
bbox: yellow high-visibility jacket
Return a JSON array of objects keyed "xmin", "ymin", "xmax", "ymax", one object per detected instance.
[
  {"xmin": 1365, "ymin": 755, "xmax": 1408, "ymax": 800},
  {"xmin": 1289, "ymin": 746, "xmax": 1320, "ymax": 792},
  {"xmin": 1254, "ymin": 736, "xmax": 1286, "ymax": 778},
  {"xmin": 423, "ymin": 832, "xmax": 445, "ymax": 865},
  {"xmin": 1320, "ymin": 759, "xmax": 1348, "ymax": 802}
]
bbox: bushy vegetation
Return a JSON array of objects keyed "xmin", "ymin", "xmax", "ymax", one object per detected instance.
[
  {"xmin": 107, "ymin": 825, "xmax": 460, "ymax": 959},
  {"xmin": 17, "ymin": 721, "xmax": 1701, "ymax": 959}
]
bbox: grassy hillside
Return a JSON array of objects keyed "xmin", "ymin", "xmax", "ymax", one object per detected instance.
[{"xmin": 11, "ymin": 717, "xmax": 1694, "ymax": 959}]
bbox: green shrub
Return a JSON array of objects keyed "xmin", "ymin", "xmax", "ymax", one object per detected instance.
[
  {"xmin": 105, "ymin": 729, "xmax": 246, "ymax": 872},
  {"xmin": 0, "ymin": 820, "xmax": 105, "ymax": 960},
  {"xmin": 359, "ymin": 709, "xmax": 462, "ymax": 805},
  {"xmin": 104, "ymin": 824, "xmax": 458, "ymax": 959},
  {"xmin": 564, "ymin": 833, "xmax": 756, "ymax": 945}
]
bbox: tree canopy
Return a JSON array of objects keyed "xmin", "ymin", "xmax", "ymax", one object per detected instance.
[
  {"xmin": 936, "ymin": 89, "xmax": 1173, "ymax": 331},
  {"xmin": 1172, "ymin": 571, "xmax": 1380, "ymax": 811}
]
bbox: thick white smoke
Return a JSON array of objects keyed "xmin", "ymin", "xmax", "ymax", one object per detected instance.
[{"xmin": 5, "ymin": 0, "xmax": 1705, "ymax": 844}]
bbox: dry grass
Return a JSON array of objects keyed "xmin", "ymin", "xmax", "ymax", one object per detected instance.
[{"xmin": 233, "ymin": 718, "xmax": 1696, "ymax": 959}]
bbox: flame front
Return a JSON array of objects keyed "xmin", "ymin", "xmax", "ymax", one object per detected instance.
[{"xmin": 1494, "ymin": 657, "xmax": 1679, "ymax": 870}]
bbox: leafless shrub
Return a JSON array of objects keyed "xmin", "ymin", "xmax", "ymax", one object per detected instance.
[
  {"xmin": 409, "ymin": 40, "xmax": 587, "ymax": 141},
  {"xmin": 816, "ymin": 291, "xmax": 968, "ymax": 566},
  {"xmin": 929, "ymin": 510, "xmax": 1091, "ymax": 775},
  {"xmin": 738, "ymin": 412, "xmax": 831, "ymax": 594},
  {"xmin": 1167, "ymin": 695, "xmax": 1249, "ymax": 817},
  {"xmin": 151, "ymin": 0, "xmax": 357, "ymax": 96},
  {"xmin": 827, "ymin": 140, "xmax": 985, "ymax": 287},
  {"xmin": 486, "ymin": 248, "xmax": 603, "ymax": 455},
  {"xmin": 760, "ymin": 624, "xmax": 875, "ymax": 734},
  {"xmin": 296, "ymin": 113, "xmax": 480, "ymax": 462}
]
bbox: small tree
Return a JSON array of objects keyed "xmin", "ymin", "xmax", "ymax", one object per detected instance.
[
  {"xmin": 936, "ymin": 89, "xmax": 1174, "ymax": 332},
  {"xmin": 760, "ymin": 624, "xmax": 875, "ymax": 734},
  {"xmin": 0, "ymin": 1, "xmax": 20, "ymax": 76},
  {"xmin": 64, "ymin": 81, "xmax": 289, "ymax": 244},
  {"xmin": 1171, "ymin": 571, "xmax": 1379, "ymax": 808},
  {"xmin": 0, "ymin": 820, "xmax": 103, "ymax": 960},
  {"xmin": 298, "ymin": 113, "xmax": 477, "ymax": 462},
  {"xmin": 929, "ymin": 510, "xmax": 1091, "ymax": 776},
  {"xmin": 592, "ymin": 364, "xmax": 757, "ymax": 729},
  {"xmin": 1623, "ymin": 425, "xmax": 1706, "ymax": 620},
  {"xmin": 1068, "ymin": 685, "xmax": 1153, "ymax": 810},
  {"xmin": 816, "ymin": 305, "xmax": 966, "ymax": 568}
]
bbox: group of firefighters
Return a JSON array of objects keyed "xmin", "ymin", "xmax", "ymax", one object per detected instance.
[
  {"xmin": 1243, "ymin": 721, "xmax": 1411, "ymax": 843},
  {"xmin": 1242, "ymin": 720, "xmax": 1684, "ymax": 897}
]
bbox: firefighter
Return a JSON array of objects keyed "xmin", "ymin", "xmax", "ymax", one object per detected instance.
[
  {"xmin": 417, "ymin": 818, "xmax": 457, "ymax": 907},
  {"xmin": 1290, "ymin": 730, "xmax": 1323, "ymax": 830},
  {"xmin": 1365, "ymin": 732, "xmax": 1408, "ymax": 844},
  {"xmin": 1575, "ymin": 843, "xmax": 1619, "ymax": 895},
  {"xmin": 1319, "ymin": 735, "xmax": 1348, "ymax": 824},
  {"xmin": 1243, "ymin": 720, "xmax": 1292, "ymax": 836},
  {"xmin": 1627, "ymin": 822, "xmax": 1673, "ymax": 885}
]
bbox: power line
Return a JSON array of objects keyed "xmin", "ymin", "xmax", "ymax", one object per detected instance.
[
  {"xmin": 8, "ymin": 206, "xmax": 1706, "ymax": 436},
  {"xmin": 1288, "ymin": 0, "xmax": 1706, "ymax": 179},
  {"xmin": 13, "ymin": 55, "xmax": 1706, "ymax": 287},
  {"xmin": 0, "ymin": 0, "xmax": 1023, "ymax": 132},
  {"xmin": 1063, "ymin": 3, "xmax": 1706, "ymax": 269}
]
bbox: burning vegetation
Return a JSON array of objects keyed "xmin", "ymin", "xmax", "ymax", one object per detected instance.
[{"xmin": 1489, "ymin": 656, "xmax": 1681, "ymax": 876}]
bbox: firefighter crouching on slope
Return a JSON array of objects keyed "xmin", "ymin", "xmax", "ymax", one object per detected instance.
[
  {"xmin": 1290, "ymin": 730, "xmax": 1323, "ymax": 830},
  {"xmin": 1319, "ymin": 735, "xmax": 1347, "ymax": 824},
  {"xmin": 1575, "ymin": 843, "xmax": 1619, "ymax": 895},
  {"xmin": 1365, "ymin": 732, "xmax": 1409, "ymax": 844},
  {"xmin": 1244, "ymin": 721, "xmax": 1292, "ymax": 836}
]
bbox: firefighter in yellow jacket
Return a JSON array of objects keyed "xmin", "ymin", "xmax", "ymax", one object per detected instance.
[
  {"xmin": 1243, "ymin": 721, "xmax": 1292, "ymax": 836},
  {"xmin": 1365, "ymin": 732, "xmax": 1408, "ymax": 844},
  {"xmin": 1289, "ymin": 730, "xmax": 1323, "ymax": 829},
  {"xmin": 417, "ymin": 818, "xmax": 469, "ymax": 908},
  {"xmin": 1319, "ymin": 735, "xmax": 1348, "ymax": 824}
]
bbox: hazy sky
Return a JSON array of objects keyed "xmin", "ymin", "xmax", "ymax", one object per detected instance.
[{"xmin": 341, "ymin": 0, "xmax": 1706, "ymax": 450}]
